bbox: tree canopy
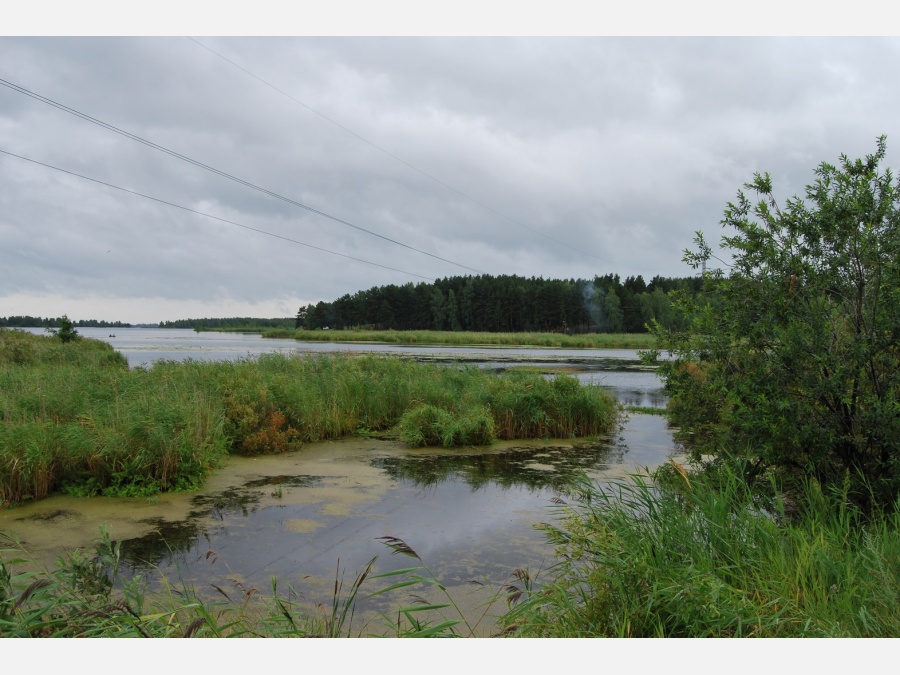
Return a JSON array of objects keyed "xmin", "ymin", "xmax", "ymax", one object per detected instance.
[
  {"xmin": 49, "ymin": 314, "xmax": 79, "ymax": 343},
  {"xmin": 295, "ymin": 273, "xmax": 700, "ymax": 333},
  {"xmin": 654, "ymin": 137, "xmax": 900, "ymax": 509}
]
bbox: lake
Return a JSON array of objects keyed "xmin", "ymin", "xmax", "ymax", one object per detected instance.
[{"xmin": 3, "ymin": 328, "xmax": 677, "ymax": 633}]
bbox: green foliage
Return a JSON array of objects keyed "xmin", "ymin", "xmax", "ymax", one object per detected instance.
[
  {"xmin": 49, "ymin": 314, "xmax": 79, "ymax": 343},
  {"xmin": 652, "ymin": 137, "xmax": 900, "ymax": 509},
  {"xmin": 398, "ymin": 404, "xmax": 495, "ymax": 448},
  {"xmin": 0, "ymin": 332, "xmax": 228, "ymax": 504},
  {"xmin": 624, "ymin": 406, "xmax": 667, "ymax": 416},
  {"xmin": 487, "ymin": 371, "xmax": 617, "ymax": 439},
  {"xmin": 0, "ymin": 328, "xmax": 126, "ymax": 369},
  {"xmin": 502, "ymin": 464, "xmax": 900, "ymax": 637},
  {"xmin": 1, "ymin": 316, "xmax": 130, "ymax": 328},
  {"xmin": 158, "ymin": 316, "xmax": 293, "ymax": 330},
  {"xmin": 293, "ymin": 273, "xmax": 698, "ymax": 334}
]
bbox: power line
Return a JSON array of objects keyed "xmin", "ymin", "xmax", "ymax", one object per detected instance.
[
  {"xmin": 187, "ymin": 37, "xmax": 618, "ymax": 267},
  {"xmin": 0, "ymin": 148, "xmax": 435, "ymax": 281},
  {"xmin": 0, "ymin": 76, "xmax": 485, "ymax": 276}
]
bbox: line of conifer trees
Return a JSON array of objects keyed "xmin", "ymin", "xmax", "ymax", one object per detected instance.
[
  {"xmin": 158, "ymin": 317, "xmax": 294, "ymax": 329},
  {"xmin": 0, "ymin": 316, "xmax": 132, "ymax": 328},
  {"xmin": 296, "ymin": 274, "xmax": 701, "ymax": 333}
]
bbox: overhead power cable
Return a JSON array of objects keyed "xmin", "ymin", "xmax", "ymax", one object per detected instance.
[
  {"xmin": 0, "ymin": 76, "xmax": 485, "ymax": 276},
  {"xmin": 187, "ymin": 36, "xmax": 617, "ymax": 267},
  {"xmin": 0, "ymin": 148, "xmax": 435, "ymax": 281}
]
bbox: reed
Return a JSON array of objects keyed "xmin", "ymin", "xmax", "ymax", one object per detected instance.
[
  {"xmin": 263, "ymin": 328, "xmax": 657, "ymax": 350},
  {"xmin": 1, "ymin": 330, "xmax": 618, "ymax": 505},
  {"xmin": 624, "ymin": 406, "xmax": 667, "ymax": 416},
  {"xmin": 501, "ymin": 462, "xmax": 900, "ymax": 637},
  {"xmin": 0, "ymin": 348, "xmax": 228, "ymax": 503},
  {"xmin": 398, "ymin": 404, "xmax": 496, "ymax": 448}
]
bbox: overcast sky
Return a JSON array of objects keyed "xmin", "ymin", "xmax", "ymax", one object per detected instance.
[{"xmin": 3, "ymin": 24, "xmax": 899, "ymax": 322}]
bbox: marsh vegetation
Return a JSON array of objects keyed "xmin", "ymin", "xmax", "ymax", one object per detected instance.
[
  {"xmin": 264, "ymin": 327, "xmax": 657, "ymax": 349},
  {"xmin": 0, "ymin": 328, "xmax": 617, "ymax": 505},
  {"xmin": 501, "ymin": 463, "xmax": 900, "ymax": 637}
]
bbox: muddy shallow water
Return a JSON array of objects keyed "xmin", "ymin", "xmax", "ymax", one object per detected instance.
[
  {"xmin": 3, "ymin": 329, "xmax": 677, "ymax": 633},
  {"xmin": 2, "ymin": 414, "xmax": 678, "ymax": 631}
]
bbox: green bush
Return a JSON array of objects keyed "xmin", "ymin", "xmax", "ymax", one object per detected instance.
[
  {"xmin": 54, "ymin": 314, "xmax": 79, "ymax": 343},
  {"xmin": 651, "ymin": 137, "xmax": 900, "ymax": 510}
]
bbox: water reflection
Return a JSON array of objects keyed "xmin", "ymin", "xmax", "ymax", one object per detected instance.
[
  {"xmin": 120, "ymin": 519, "xmax": 209, "ymax": 572},
  {"xmin": 118, "ymin": 475, "xmax": 326, "ymax": 573},
  {"xmin": 577, "ymin": 369, "xmax": 667, "ymax": 409},
  {"xmin": 373, "ymin": 438, "xmax": 625, "ymax": 491},
  {"xmin": 105, "ymin": 414, "xmax": 676, "ymax": 599}
]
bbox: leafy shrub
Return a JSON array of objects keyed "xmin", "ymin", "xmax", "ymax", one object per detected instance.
[{"xmin": 651, "ymin": 137, "xmax": 900, "ymax": 510}]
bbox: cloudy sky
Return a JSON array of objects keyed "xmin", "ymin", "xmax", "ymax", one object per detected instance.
[{"xmin": 2, "ymin": 14, "xmax": 899, "ymax": 323}]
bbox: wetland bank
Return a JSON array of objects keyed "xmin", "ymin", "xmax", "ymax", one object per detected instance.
[{"xmin": 1, "ymin": 327, "xmax": 676, "ymax": 635}]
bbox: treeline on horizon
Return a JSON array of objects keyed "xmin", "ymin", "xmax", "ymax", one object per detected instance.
[
  {"xmin": 3, "ymin": 273, "xmax": 701, "ymax": 334},
  {"xmin": 158, "ymin": 317, "xmax": 294, "ymax": 329},
  {"xmin": 0, "ymin": 316, "xmax": 132, "ymax": 328},
  {"xmin": 296, "ymin": 273, "xmax": 702, "ymax": 333}
]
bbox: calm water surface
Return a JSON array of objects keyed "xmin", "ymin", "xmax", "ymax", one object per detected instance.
[{"xmin": 5, "ymin": 328, "xmax": 677, "ymax": 631}]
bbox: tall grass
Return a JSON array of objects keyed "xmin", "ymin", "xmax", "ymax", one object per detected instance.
[
  {"xmin": 0, "ymin": 326, "xmax": 128, "ymax": 368},
  {"xmin": 1, "ymin": 330, "xmax": 618, "ymax": 505},
  {"xmin": 263, "ymin": 328, "xmax": 657, "ymax": 350},
  {"xmin": 182, "ymin": 354, "xmax": 617, "ymax": 449},
  {"xmin": 1, "ymin": 340, "xmax": 228, "ymax": 502},
  {"xmin": 502, "ymin": 462, "xmax": 900, "ymax": 637}
]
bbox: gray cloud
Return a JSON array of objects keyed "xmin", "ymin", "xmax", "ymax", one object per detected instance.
[{"xmin": 2, "ymin": 36, "xmax": 899, "ymax": 323}]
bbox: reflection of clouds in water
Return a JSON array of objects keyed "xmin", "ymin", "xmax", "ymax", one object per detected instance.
[
  {"xmin": 370, "ymin": 480, "xmax": 556, "ymax": 561},
  {"xmin": 575, "ymin": 368, "xmax": 667, "ymax": 409},
  {"xmin": 133, "ymin": 415, "xmax": 676, "ymax": 598},
  {"xmin": 366, "ymin": 433, "xmax": 676, "ymax": 597}
]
